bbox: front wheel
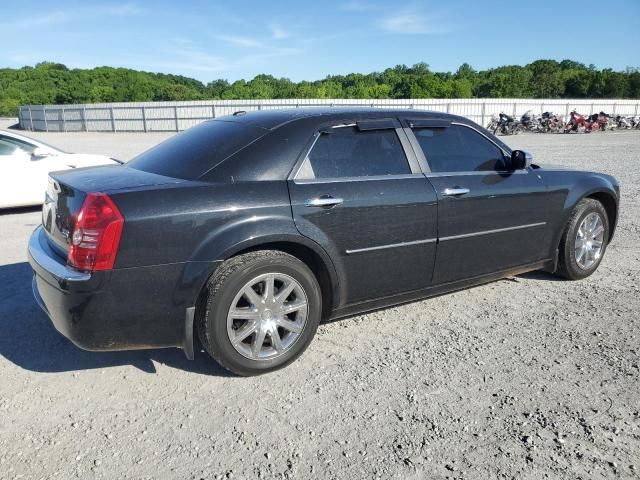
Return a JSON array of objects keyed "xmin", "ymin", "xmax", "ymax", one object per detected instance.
[
  {"xmin": 197, "ymin": 250, "xmax": 322, "ymax": 376},
  {"xmin": 555, "ymin": 199, "xmax": 609, "ymax": 280}
]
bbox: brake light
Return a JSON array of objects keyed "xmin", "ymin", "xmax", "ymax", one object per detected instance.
[{"xmin": 67, "ymin": 193, "xmax": 124, "ymax": 272}]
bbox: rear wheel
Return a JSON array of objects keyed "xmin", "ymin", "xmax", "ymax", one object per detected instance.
[
  {"xmin": 556, "ymin": 199, "xmax": 609, "ymax": 280},
  {"xmin": 197, "ymin": 250, "xmax": 321, "ymax": 376}
]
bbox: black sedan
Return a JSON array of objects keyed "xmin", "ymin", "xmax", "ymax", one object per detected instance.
[{"xmin": 28, "ymin": 108, "xmax": 620, "ymax": 376}]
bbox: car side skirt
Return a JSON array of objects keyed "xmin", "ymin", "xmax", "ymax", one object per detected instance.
[{"xmin": 329, "ymin": 259, "xmax": 552, "ymax": 321}]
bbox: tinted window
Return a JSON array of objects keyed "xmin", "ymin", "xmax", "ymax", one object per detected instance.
[
  {"xmin": 128, "ymin": 120, "xmax": 266, "ymax": 180},
  {"xmin": 0, "ymin": 136, "xmax": 36, "ymax": 154},
  {"xmin": 0, "ymin": 138, "xmax": 18, "ymax": 155},
  {"xmin": 413, "ymin": 125, "xmax": 507, "ymax": 173},
  {"xmin": 299, "ymin": 127, "xmax": 410, "ymax": 179}
]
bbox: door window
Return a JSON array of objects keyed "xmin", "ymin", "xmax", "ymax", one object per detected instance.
[
  {"xmin": 413, "ymin": 125, "xmax": 507, "ymax": 173},
  {"xmin": 297, "ymin": 127, "xmax": 411, "ymax": 180},
  {"xmin": 0, "ymin": 138, "xmax": 19, "ymax": 156}
]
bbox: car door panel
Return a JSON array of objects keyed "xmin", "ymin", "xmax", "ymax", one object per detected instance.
[
  {"xmin": 427, "ymin": 171, "xmax": 552, "ymax": 284},
  {"xmin": 289, "ymin": 176, "xmax": 438, "ymax": 304},
  {"xmin": 406, "ymin": 123, "xmax": 554, "ymax": 285},
  {"xmin": 287, "ymin": 123, "xmax": 438, "ymax": 306}
]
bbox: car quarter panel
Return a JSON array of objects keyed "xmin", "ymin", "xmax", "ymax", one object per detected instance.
[{"xmin": 109, "ymin": 180, "xmax": 339, "ymax": 311}]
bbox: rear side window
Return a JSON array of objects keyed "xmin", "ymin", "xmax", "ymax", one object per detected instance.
[
  {"xmin": 413, "ymin": 125, "xmax": 507, "ymax": 173},
  {"xmin": 0, "ymin": 138, "xmax": 18, "ymax": 155},
  {"xmin": 128, "ymin": 120, "xmax": 266, "ymax": 180},
  {"xmin": 297, "ymin": 127, "xmax": 410, "ymax": 180},
  {"xmin": 0, "ymin": 135, "xmax": 36, "ymax": 154}
]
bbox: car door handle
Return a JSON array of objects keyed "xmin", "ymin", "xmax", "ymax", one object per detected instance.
[
  {"xmin": 305, "ymin": 196, "xmax": 344, "ymax": 208},
  {"xmin": 442, "ymin": 187, "xmax": 470, "ymax": 197}
]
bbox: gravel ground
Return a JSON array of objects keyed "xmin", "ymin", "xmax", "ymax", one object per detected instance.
[{"xmin": 1, "ymin": 126, "xmax": 639, "ymax": 479}]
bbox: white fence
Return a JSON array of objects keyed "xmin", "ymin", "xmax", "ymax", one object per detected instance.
[{"xmin": 18, "ymin": 98, "xmax": 640, "ymax": 132}]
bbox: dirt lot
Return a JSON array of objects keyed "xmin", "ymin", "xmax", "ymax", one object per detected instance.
[{"xmin": 1, "ymin": 126, "xmax": 639, "ymax": 479}]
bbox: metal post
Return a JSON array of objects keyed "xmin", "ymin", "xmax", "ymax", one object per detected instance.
[
  {"xmin": 512, "ymin": 102, "xmax": 517, "ymax": 117},
  {"xmin": 446, "ymin": 102, "xmax": 451, "ymax": 113},
  {"xmin": 43, "ymin": 107, "xmax": 48, "ymax": 132},
  {"xmin": 142, "ymin": 106, "xmax": 147, "ymax": 132},
  {"xmin": 211, "ymin": 105, "xmax": 216, "ymax": 119},
  {"xmin": 635, "ymin": 103, "xmax": 639, "ymax": 116},
  {"xmin": 612, "ymin": 103, "xmax": 616, "ymax": 116},
  {"xmin": 480, "ymin": 102, "xmax": 486, "ymax": 127},
  {"xmin": 82, "ymin": 107, "xmax": 88, "ymax": 132},
  {"xmin": 61, "ymin": 107, "xmax": 66, "ymax": 132},
  {"xmin": 110, "ymin": 107, "xmax": 116, "ymax": 132},
  {"xmin": 174, "ymin": 106, "xmax": 179, "ymax": 131},
  {"xmin": 29, "ymin": 107, "xmax": 34, "ymax": 131},
  {"xmin": 565, "ymin": 103, "xmax": 570, "ymax": 119},
  {"xmin": 591, "ymin": 103, "xmax": 594, "ymax": 115}
]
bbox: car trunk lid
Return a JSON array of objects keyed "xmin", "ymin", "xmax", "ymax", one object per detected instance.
[{"xmin": 42, "ymin": 165, "xmax": 183, "ymax": 257}]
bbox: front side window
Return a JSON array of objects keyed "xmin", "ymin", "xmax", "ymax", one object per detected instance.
[
  {"xmin": 297, "ymin": 127, "xmax": 410, "ymax": 180},
  {"xmin": 413, "ymin": 125, "xmax": 507, "ymax": 173}
]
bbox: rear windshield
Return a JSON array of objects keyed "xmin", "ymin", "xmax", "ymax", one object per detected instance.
[{"xmin": 127, "ymin": 120, "xmax": 266, "ymax": 180}]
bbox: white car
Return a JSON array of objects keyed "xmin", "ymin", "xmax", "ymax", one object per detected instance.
[{"xmin": 0, "ymin": 130, "xmax": 120, "ymax": 208}]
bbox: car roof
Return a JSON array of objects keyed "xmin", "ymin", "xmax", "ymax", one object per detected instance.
[{"xmin": 214, "ymin": 107, "xmax": 470, "ymax": 130}]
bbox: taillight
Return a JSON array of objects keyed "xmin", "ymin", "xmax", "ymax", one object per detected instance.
[{"xmin": 67, "ymin": 193, "xmax": 124, "ymax": 272}]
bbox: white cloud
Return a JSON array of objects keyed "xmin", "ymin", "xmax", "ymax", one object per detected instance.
[
  {"xmin": 1, "ymin": 3, "xmax": 141, "ymax": 31},
  {"xmin": 218, "ymin": 35, "xmax": 263, "ymax": 49},
  {"xmin": 270, "ymin": 23, "xmax": 289, "ymax": 40},
  {"xmin": 5, "ymin": 11, "xmax": 69, "ymax": 29},
  {"xmin": 380, "ymin": 9, "xmax": 451, "ymax": 35}
]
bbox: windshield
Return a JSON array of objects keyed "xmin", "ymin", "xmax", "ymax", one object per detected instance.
[{"xmin": 127, "ymin": 120, "xmax": 266, "ymax": 180}]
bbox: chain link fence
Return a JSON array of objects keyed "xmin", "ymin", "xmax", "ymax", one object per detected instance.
[{"xmin": 18, "ymin": 98, "xmax": 640, "ymax": 132}]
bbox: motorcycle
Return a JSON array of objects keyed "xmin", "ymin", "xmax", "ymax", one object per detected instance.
[
  {"xmin": 493, "ymin": 112, "xmax": 522, "ymax": 135},
  {"xmin": 520, "ymin": 110, "xmax": 539, "ymax": 132},
  {"xmin": 585, "ymin": 112, "xmax": 611, "ymax": 132},
  {"xmin": 616, "ymin": 115, "xmax": 631, "ymax": 129},
  {"xmin": 540, "ymin": 111, "xmax": 564, "ymax": 133},
  {"xmin": 486, "ymin": 114, "xmax": 500, "ymax": 132},
  {"xmin": 565, "ymin": 110, "xmax": 587, "ymax": 133}
]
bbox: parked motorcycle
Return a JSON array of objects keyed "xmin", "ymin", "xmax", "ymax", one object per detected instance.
[
  {"xmin": 565, "ymin": 110, "xmax": 587, "ymax": 133},
  {"xmin": 616, "ymin": 115, "xmax": 631, "ymax": 129},
  {"xmin": 493, "ymin": 112, "xmax": 522, "ymax": 135}
]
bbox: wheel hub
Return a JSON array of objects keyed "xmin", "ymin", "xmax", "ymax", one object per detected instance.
[
  {"xmin": 226, "ymin": 273, "xmax": 308, "ymax": 361},
  {"xmin": 574, "ymin": 212, "xmax": 605, "ymax": 270}
]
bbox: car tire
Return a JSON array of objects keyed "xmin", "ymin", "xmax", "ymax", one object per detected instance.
[
  {"xmin": 197, "ymin": 250, "xmax": 322, "ymax": 376},
  {"xmin": 556, "ymin": 198, "xmax": 609, "ymax": 280}
]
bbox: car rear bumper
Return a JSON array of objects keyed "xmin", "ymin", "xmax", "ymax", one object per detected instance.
[{"xmin": 28, "ymin": 226, "xmax": 217, "ymax": 356}]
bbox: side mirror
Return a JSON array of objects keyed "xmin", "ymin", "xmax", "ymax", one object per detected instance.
[
  {"xmin": 510, "ymin": 150, "xmax": 533, "ymax": 170},
  {"xmin": 32, "ymin": 147, "xmax": 51, "ymax": 158}
]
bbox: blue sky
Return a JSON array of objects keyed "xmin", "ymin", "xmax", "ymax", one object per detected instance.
[{"xmin": 4, "ymin": 0, "xmax": 639, "ymax": 83}]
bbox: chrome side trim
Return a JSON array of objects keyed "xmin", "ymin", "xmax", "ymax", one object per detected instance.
[
  {"xmin": 440, "ymin": 222, "xmax": 547, "ymax": 242},
  {"xmin": 294, "ymin": 173, "xmax": 424, "ymax": 185},
  {"xmin": 426, "ymin": 169, "xmax": 529, "ymax": 177},
  {"xmin": 346, "ymin": 238, "xmax": 436, "ymax": 255}
]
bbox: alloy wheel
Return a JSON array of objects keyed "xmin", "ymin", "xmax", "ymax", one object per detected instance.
[
  {"xmin": 574, "ymin": 212, "xmax": 605, "ymax": 269},
  {"xmin": 226, "ymin": 273, "xmax": 308, "ymax": 360}
]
